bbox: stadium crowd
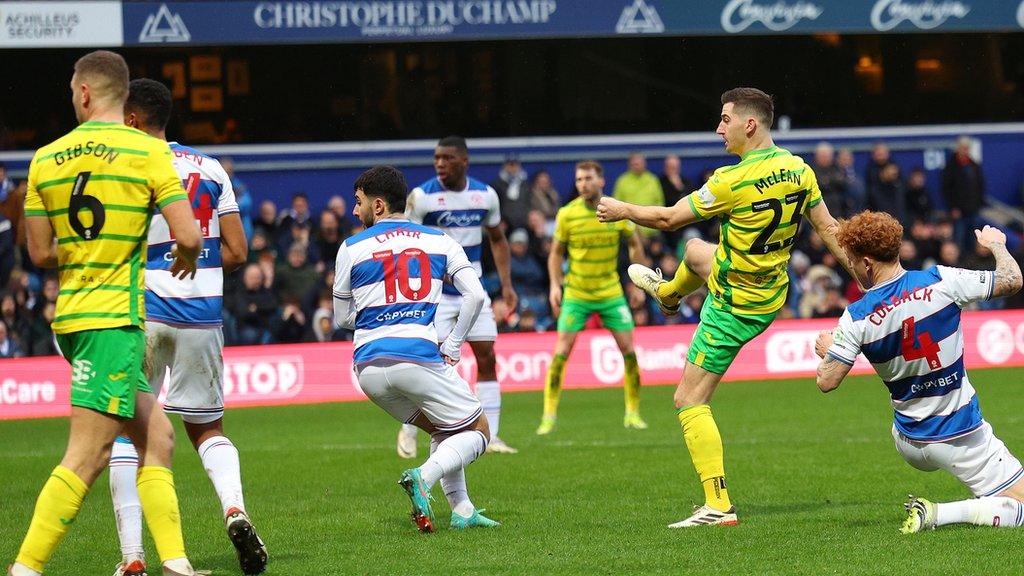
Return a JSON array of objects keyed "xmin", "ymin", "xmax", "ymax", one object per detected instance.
[{"xmin": 0, "ymin": 139, "xmax": 1016, "ymax": 356}]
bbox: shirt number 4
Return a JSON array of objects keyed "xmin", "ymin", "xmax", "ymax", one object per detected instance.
[{"xmin": 901, "ymin": 317, "xmax": 942, "ymax": 369}]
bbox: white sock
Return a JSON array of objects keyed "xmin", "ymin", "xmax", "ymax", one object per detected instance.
[
  {"xmin": 476, "ymin": 380, "xmax": 501, "ymax": 439},
  {"xmin": 10, "ymin": 562, "xmax": 42, "ymax": 576},
  {"xmin": 935, "ymin": 496, "xmax": 1024, "ymax": 528},
  {"xmin": 430, "ymin": 436, "xmax": 474, "ymax": 515},
  {"xmin": 109, "ymin": 438, "xmax": 144, "ymax": 561},
  {"xmin": 420, "ymin": 430, "xmax": 488, "ymax": 488},
  {"xmin": 197, "ymin": 435, "xmax": 245, "ymax": 516}
]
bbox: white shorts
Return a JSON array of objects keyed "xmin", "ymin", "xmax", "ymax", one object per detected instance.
[
  {"xmin": 892, "ymin": 422, "xmax": 1024, "ymax": 497},
  {"xmin": 434, "ymin": 293, "xmax": 496, "ymax": 342},
  {"xmin": 146, "ymin": 321, "xmax": 225, "ymax": 424},
  {"xmin": 356, "ymin": 361, "xmax": 482, "ymax": 432}
]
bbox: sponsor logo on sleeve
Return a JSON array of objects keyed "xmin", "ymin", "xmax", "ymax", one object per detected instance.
[{"xmin": 697, "ymin": 183, "xmax": 717, "ymax": 209}]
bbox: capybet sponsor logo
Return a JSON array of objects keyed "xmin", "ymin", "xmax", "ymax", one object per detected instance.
[
  {"xmin": 720, "ymin": 0, "xmax": 823, "ymax": 33},
  {"xmin": 0, "ymin": 378, "xmax": 57, "ymax": 406},
  {"xmin": 590, "ymin": 335, "xmax": 687, "ymax": 384},
  {"xmin": 870, "ymin": 0, "xmax": 970, "ymax": 32},
  {"xmin": 224, "ymin": 356, "xmax": 303, "ymax": 398}
]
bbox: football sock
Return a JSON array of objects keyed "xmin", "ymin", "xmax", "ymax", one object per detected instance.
[
  {"xmin": 476, "ymin": 380, "xmax": 501, "ymax": 438},
  {"xmin": 137, "ymin": 466, "xmax": 186, "ymax": 563},
  {"xmin": 659, "ymin": 263, "xmax": 703, "ymax": 304},
  {"xmin": 198, "ymin": 435, "xmax": 246, "ymax": 517},
  {"xmin": 430, "ymin": 436, "xmax": 474, "ymax": 515},
  {"xmin": 15, "ymin": 466, "xmax": 89, "ymax": 573},
  {"xmin": 623, "ymin": 352, "xmax": 641, "ymax": 414},
  {"xmin": 421, "ymin": 430, "xmax": 488, "ymax": 489},
  {"xmin": 678, "ymin": 404, "xmax": 731, "ymax": 512},
  {"xmin": 935, "ymin": 497, "xmax": 1024, "ymax": 528},
  {"xmin": 109, "ymin": 438, "xmax": 144, "ymax": 561},
  {"xmin": 543, "ymin": 353, "xmax": 568, "ymax": 417}
]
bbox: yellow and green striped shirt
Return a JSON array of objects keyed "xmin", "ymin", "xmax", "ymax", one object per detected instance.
[
  {"xmin": 687, "ymin": 145, "xmax": 823, "ymax": 315},
  {"xmin": 555, "ymin": 196, "xmax": 635, "ymax": 302},
  {"xmin": 24, "ymin": 121, "xmax": 187, "ymax": 334}
]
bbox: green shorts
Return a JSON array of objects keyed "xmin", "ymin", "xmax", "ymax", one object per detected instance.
[
  {"xmin": 557, "ymin": 296, "xmax": 635, "ymax": 333},
  {"xmin": 56, "ymin": 326, "xmax": 150, "ymax": 418},
  {"xmin": 687, "ymin": 295, "xmax": 777, "ymax": 375}
]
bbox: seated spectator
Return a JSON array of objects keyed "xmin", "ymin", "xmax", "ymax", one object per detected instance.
[
  {"xmin": 0, "ymin": 319, "xmax": 24, "ymax": 358},
  {"xmin": 492, "ymin": 155, "xmax": 531, "ymax": 229},
  {"xmin": 530, "ymin": 170, "xmax": 560, "ymax": 222},
  {"xmin": 1, "ymin": 291, "xmax": 29, "ymax": 351},
  {"xmin": 275, "ymin": 243, "xmax": 320, "ymax": 304},
  {"xmin": 278, "ymin": 220, "xmax": 320, "ymax": 265},
  {"xmin": 0, "ymin": 207, "xmax": 12, "ymax": 289},
  {"xmin": 253, "ymin": 200, "xmax": 279, "ymax": 244},
  {"xmin": 326, "ymin": 195, "xmax": 355, "ymax": 240},
  {"xmin": 314, "ymin": 210, "xmax": 343, "ymax": 272},
  {"xmin": 518, "ymin": 308, "xmax": 540, "ymax": 333},
  {"xmin": 231, "ymin": 264, "xmax": 278, "ymax": 345},
  {"xmin": 905, "ymin": 168, "xmax": 933, "ymax": 223},
  {"xmin": 786, "ymin": 250, "xmax": 811, "ymax": 317},
  {"xmin": 527, "ymin": 209, "xmax": 553, "ymax": 249},
  {"xmin": 279, "ymin": 192, "xmax": 314, "ymax": 232},
  {"xmin": 678, "ymin": 291, "xmax": 705, "ymax": 324},
  {"xmin": 868, "ymin": 163, "xmax": 907, "ymax": 226},
  {"xmin": 248, "ymin": 231, "xmax": 275, "ymax": 264},
  {"xmin": 509, "ymin": 228, "xmax": 546, "ymax": 299},
  {"xmin": 221, "ymin": 157, "xmax": 253, "ymax": 243},
  {"xmin": 909, "ymin": 219, "xmax": 941, "ymax": 264},
  {"xmin": 312, "ymin": 305, "xmax": 334, "ymax": 342},
  {"xmin": 613, "ymin": 152, "xmax": 663, "ymax": 236}
]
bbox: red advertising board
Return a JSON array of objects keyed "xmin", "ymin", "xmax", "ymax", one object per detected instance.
[{"xmin": 4, "ymin": 310, "xmax": 1024, "ymax": 421}]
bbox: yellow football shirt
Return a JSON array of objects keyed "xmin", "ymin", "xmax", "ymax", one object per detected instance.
[
  {"xmin": 555, "ymin": 196, "xmax": 635, "ymax": 302},
  {"xmin": 687, "ymin": 145, "xmax": 823, "ymax": 315},
  {"xmin": 24, "ymin": 121, "xmax": 187, "ymax": 334}
]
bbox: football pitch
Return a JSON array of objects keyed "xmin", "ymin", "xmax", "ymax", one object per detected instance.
[{"xmin": 2, "ymin": 368, "xmax": 1022, "ymax": 575}]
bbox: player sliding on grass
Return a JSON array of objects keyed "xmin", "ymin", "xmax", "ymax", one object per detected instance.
[
  {"xmin": 537, "ymin": 160, "xmax": 649, "ymax": 435},
  {"xmin": 334, "ymin": 165, "xmax": 499, "ymax": 532},
  {"xmin": 814, "ymin": 211, "xmax": 1024, "ymax": 533},
  {"xmin": 596, "ymin": 87, "xmax": 854, "ymax": 527}
]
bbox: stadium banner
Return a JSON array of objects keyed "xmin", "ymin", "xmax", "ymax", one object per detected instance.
[
  {"xmin": 5, "ymin": 309, "xmax": 1024, "ymax": 420},
  {"xmin": 0, "ymin": 1, "xmax": 123, "ymax": 48},
  {"xmin": 118, "ymin": 0, "xmax": 1024, "ymax": 46}
]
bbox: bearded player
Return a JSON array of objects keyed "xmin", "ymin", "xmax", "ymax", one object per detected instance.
[{"xmin": 597, "ymin": 87, "xmax": 854, "ymax": 527}]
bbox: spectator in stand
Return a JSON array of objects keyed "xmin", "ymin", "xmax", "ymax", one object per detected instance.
[
  {"xmin": 254, "ymin": 200, "xmax": 280, "ymax": 244},
  {"xmin": 811, "ymin": 142, "xmax": 847, "ymax": 218},
  {"xmin": 909, "ymin": 219, "xmax": 941, "ymax": 264},
  {"xmin": 613, "ymin": 152, "xmax": 663, "ymax": 236},
  {"xmin": 275, "ymin": 299, "xmax": 308, "ymax": 343},
  {"xmin": 799, "ymin": 265, "xmax": 842, "ymax": 319},
  {"xmin": 314, "ymin": 210, "xmax": 343, "ymax": 271},
  {"xmin": 786, "ymin": 250, "xmax": 811, "ymax": 317},
  {"xmin": 326, "ymin": 195, "xmax": 354, "ymax": 240},
  {"xmin": 0, "ymin": 205, "xmax": 12, "ymax": 289},
  {"xmin": 275, "ymin": 242, "xmax": 320, "ymax": 304},
  {"xmin": 231, "ymin": 264, "xmax": 278, "ymax": 345},
  {"xmin": 659, "ymin": 154, "xmax": 692, "ymax": 250},
  {"xmin": 0, "ymin": 162, "xmax": 13, "ymax": 201},
  {"xmin": 221, "ymin": 157, "xmax": 253, "ymax": 243},
  {"xmin": 905, "ymin": 167, "xmax": 933, "ymax": 223},
  {"xmin": 509, "ymin": 228, "xmax": 547, "ymax": 304},
  {"xmin": 868, "ymin": 163, "xmax": 907, "ymax": 226},
  {"xmin": 899, "ymin": 239, "xmax": 923, "ymax": 270},
  {"xmin": 0, "ymin": 318, "xmax": 24, "ymax": 358},
  {"xmin": 526, "ymin": 209, "xmax": 552, "ymax": 254},
  {"xmin": 942, "ymin": 135, "xmax": 986, "ymax": 251},
  {"xmin": 530, "ymin": 170, "xmax": 561, "ymax": 222},
  {"xmin": 865, "ymin": 141, "xmax": 891, "ymax": 201},
  {"xmin": 492, "ymin": 155, "xmax": 531, "ymax": 229},
  {"xmin": 278, "ymin": 219, "xmax": 320, "ymax": 265},
  {"xmin": 279, "ymin": 192, "xmax": 314, "ymax": 233},
  {"xmin": 311, "ymin": 294, "xmax": 336, "ymax": 342},
  {"xmin": 938, "ymin": 240, "xmax": 961, "ymax": 268},
  {"xmin": 678, "ymin": 291, "xmax": 705, "ymax": 325},
  {"xmin": 27, "ymin": 301, "xmax": 57, "ymax": 356},
  {"xmin": 1, "ymin": 291, "xmax": 28, "ymax": 351},
  {"xmin": 837, "ymin": 147, "xmax": 866, "ymax": 214},
  {"xmin": 811, "ymin": 287, "xmax": 847, "ymax": 319}
]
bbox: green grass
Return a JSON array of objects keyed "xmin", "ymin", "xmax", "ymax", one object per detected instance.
[{"xmin": 2, "ymin": 368, "xmax": 1023, "ymax": 575}]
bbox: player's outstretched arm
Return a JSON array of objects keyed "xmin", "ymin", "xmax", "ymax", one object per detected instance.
[
  {"xmin": 548, "ymin": 238, "xmax": 566, "ymax": 318},
  {"xmin": 807, "ymin": 202, "xmax": 860, "ymax": 287},
  {"xmin": 25, "ymin": 216, "xmax": 58, "ymax": 268},
  {"xmin": 162, "ymin": 198, "xmax": 202, "ymax": 279},
  {"xmin": 441, "ymin": 267, "xmax": 486, "ymax": 364},
  {"xmin": 219, "ymin": 213, "xmax": 249, "ymax": 273},
  {"xmin": 976, "ymin": 225, "xmax": 1023, "ymax": 299},
  {"xmin": 814, "ymin": 330, "xmax": 853, "ymax": 392},
  {"xmin": 597, "ymin": 196, "xmax": 695, "ymax": 231},
  {"xmin": 485, "ymin": 224, "xmax": 518, "ymax": 313}
]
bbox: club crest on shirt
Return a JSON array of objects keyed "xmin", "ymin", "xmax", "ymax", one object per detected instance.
[
  {"xmin": 471, "ymin": 193, "xmax": 485, "ymax": 206},
  {"xmin": 697, "ymin": 184, "xmax": 717, "ymax": 208}
]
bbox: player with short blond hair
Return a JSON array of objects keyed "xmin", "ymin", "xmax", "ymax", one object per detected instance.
[{"xmin": 815, "ymin": 211, "xmax": 1024, "ymax": 533}]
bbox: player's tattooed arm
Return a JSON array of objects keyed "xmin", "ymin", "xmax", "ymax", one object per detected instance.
[
  {"xmin": 816, "ymin": 354, "xmax": 852, "ymax": 393},
  {"xmin": 976, "ymin": 225, "xmax": 1023, "ymax": 298}
]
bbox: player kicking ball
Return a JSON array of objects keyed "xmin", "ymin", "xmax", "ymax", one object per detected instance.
[
  {"xmin": 815, "ymin": 211, "xmax": 1024, "ymax": 532},
  {"xmin": 334, "ymin": 165, "xmax": 499, "ymax": 532},
  {"xmin": 537, "ymin": 160, "xmax": 648, "ymax": 435},
  {"xmin": 107, "ymin": 79, "xmax": 267, "ymax": 576},
  {"xmin": 597, "ymin": 88, "xmax": 853, "ymax": 527}
]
